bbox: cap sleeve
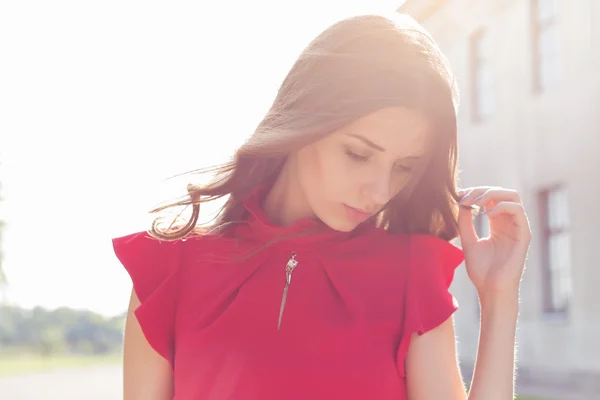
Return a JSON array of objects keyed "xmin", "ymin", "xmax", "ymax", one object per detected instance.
[
  {"xmin": 113, "ymin": 231, "xmax": 182, "ymax": 369},
  {"xmin": 396, "ymin": 234, "xmax": 464, "ymax": 377}
]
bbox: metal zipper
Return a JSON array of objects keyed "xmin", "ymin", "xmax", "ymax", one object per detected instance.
[{"xmin": 277, "ymin": 251, "xmax": 298, "ymax": 331}]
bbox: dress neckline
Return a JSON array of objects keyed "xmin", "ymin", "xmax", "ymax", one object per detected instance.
[{"xmin": 240, "ymin": 182, "xmax": 364, "ymax": 248}]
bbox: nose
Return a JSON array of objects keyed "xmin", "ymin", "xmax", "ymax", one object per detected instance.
[{"xmin": 365, "ymin": 176, "xmax": 392, "ymax": 208}]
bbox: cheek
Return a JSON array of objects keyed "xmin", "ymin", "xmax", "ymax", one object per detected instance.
[
  {"xmin": 296, "ymin": 143, "xmax": 350, "ymax": 201},
  {"xmin": 314, "ymin": 144, "xmax": 354, "ymax": 197},
  {"xmin": 295, "ymin": 145, "xmax": 324, "ymax": 197},
  {"xmin": 391, "ymin": 173, "xmax": 412, "ymax": 196},
  {"xmin": 390, "ymin": 163, "xmax": 428, "ymax": 201}
]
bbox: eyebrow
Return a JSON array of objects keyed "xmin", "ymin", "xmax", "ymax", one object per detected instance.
[
  {"xmin": 347, "ymin": 133, "xmax": 385, "ymax": 152},
  {"xmin": 346, "ymin": 133, "xmax": 424, "ymax": 160}
]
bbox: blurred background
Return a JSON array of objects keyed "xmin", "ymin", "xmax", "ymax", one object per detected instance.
[{"xmin": 0, "ymin": 0, "xmax": 598, "ymax": 399}]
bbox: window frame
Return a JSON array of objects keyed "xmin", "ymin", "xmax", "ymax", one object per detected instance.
[
  {"xmin": 469, "ymin": 28, "xmax": 492, "ymax": 122},
  {"xmin": 531, "ymin": 0, "xmax": 560, "ymax": 92},
  {"xmin": 538, "ymin": 184, "xmax": 572, "ymax": 317}
]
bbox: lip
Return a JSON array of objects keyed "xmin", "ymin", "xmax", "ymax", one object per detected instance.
[{"xmin": 343, "ymin": 204, "xmax": 373, "ymax": 223}]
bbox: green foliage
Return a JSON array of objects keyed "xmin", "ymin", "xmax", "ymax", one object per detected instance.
[{"xmin": 0, "ymin": 305, "xmax": 126, "ymax": 357}]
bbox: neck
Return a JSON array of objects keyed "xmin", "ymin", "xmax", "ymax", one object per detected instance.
[{"xmin": 263, "ymin": 159, "xmax": 316, "ymax": 226}]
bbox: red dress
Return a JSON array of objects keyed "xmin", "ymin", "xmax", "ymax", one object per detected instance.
[{"xmin": 113, "ymin": 185, "xmax": 464, "ymax": 400}]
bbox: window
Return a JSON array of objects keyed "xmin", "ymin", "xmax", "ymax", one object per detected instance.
[
  {"xmin": 532, "ymin": 0, "xmax": 560, "ymax": 92},
  {"xmin": 539, "ymin": 186, "xmax": 572, "ymax": 315},
  {"xmin": 469, "ymin": 29, "xmax": 493, "ymax": 121}
]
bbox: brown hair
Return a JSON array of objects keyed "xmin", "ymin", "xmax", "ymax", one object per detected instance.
[{"xmin": 149, "ymin": 13, "xmax": 461, "ymax": 242}]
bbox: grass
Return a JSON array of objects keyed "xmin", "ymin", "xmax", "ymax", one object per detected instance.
[{"xmin": 0, "ymin": 353, "xmax": 121, "ymax": 376}]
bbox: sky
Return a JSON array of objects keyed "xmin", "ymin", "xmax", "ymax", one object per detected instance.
[{"xmin": 0, "ymin": 1, "xmax": 406, "ymax": 317}]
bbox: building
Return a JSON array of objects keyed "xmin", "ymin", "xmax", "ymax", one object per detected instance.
[{"xmin": 398, "ymin": 0, "xmax": 600, "ymax": 397}]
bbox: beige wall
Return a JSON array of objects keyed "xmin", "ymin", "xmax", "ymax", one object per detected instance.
[{"xmin": 400, "ymin": 0, "xmax": 600, "ymax": 382}]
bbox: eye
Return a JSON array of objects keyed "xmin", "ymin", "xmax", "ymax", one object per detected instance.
[
  {"xmin": 345, "ymin": 149, "xmax": 369, "ymax": 162},
  {"xmin": 394, "ymin": 164, "xmax": 413, "ymax": 173}
]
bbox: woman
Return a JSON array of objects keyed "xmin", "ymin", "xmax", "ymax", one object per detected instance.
[{"xmin": 113, "ymin": 13, "xmax": 531, "ymax": 400}]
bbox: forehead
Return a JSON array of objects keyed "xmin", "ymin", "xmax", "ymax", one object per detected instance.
[{"xmin": 337, "ymin": 107, "xmax": 433, "ymax": 156}]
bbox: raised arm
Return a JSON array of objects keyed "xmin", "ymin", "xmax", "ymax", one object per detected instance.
[{"xmin": 407, "ymin": 186, "xmax": 530, "ymax": 400}]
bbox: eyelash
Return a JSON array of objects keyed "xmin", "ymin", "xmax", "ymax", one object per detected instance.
[
  {"xmin": 395, "ymin": 165, "xmax": 412, "ymax": 173},
  {"xmin": 345, "ymin": 149, "xmax": 369, "ymax": 162},
  {"xmin": 345, "ymin": 149, "xmax": 412, "ymax": 173}
]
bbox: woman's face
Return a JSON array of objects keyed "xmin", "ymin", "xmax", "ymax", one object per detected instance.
[{"xmin": 293, "ymin": 106, "xmax": 433, "ymax": 232}]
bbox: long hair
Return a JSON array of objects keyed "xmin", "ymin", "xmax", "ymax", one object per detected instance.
[{"xmin": 149, "ymin": 13, "xmax": 461, "ymax": 242}]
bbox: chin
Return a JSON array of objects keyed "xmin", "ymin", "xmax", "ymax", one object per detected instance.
[
  {"xmin": 316, "ymin": 204, "xmax": 362, "ymax": 232},
  {"xmin": 322, "ymin": 217, "xmax": 360, "ymax": 233}
]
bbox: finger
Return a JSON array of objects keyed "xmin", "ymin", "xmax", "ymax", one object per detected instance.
[
  {"xmin": 462, "ymin": 187, "xmax": 522, "ymax": 208},
  {"xmin": 457, "ymin": 205, "xmax": 479, "ymax": 247},
  {"xmin": 485, "ymin": 201, "xmax": 532, "ymax": 239},
  {"xmin": 458, "ymin": 186, "xmax": 501, "ymax": 205},
  {"xmin": 457, "ymin": 187, "xmax": 475, "ymax": 197}
]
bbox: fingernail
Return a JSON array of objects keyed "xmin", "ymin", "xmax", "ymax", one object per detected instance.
[{"xmin": 481, "ymin": 206, "xmax": 495, "ymax": 216}]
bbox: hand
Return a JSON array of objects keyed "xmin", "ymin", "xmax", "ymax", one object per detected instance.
[{"xmin": 457, "ymin": 186, "xmax": 532, "ymax": 296}]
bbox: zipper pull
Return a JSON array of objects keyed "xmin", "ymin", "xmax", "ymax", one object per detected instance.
[{"xmin": 277, "ymin": 252, "xmax": 298, "ymax": 331}]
